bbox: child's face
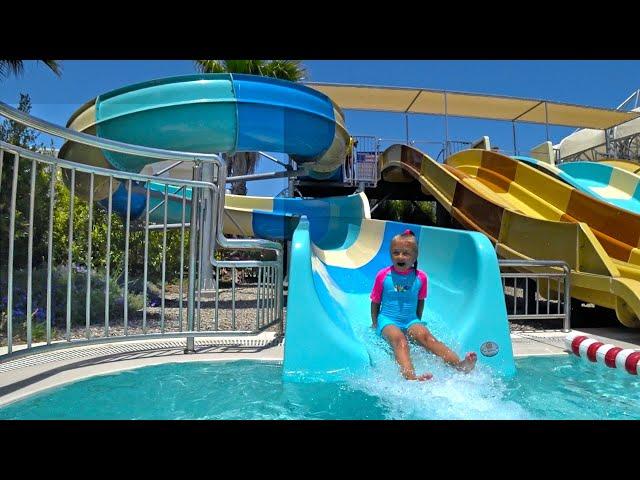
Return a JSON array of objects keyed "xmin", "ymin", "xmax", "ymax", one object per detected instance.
[{"xmin": 390, "ymin": 238, "xmax": 417, "ymax": 272}]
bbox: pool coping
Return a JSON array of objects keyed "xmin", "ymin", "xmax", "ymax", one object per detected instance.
[
  {"xmin": 0, "ymin": 333, "xmax": 283, "ymax": 408},
  {"xmin": 1, "ymin": 327, "xmax": 638, "ymax": 409}
]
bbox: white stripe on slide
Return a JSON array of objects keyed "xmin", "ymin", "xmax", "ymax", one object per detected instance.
[{"xmin": 313, "ymin": 219, "xmax": 385, "ymax": 268}]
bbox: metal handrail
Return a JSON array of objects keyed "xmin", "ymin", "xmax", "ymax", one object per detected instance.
[
  {"xmin": 212, "ymin": 163, "xmax": 284, "ymax": 337},
  {"xmin": 258, "ymin": 151, "xmax": 290, "ymax": 169},
  {"xmin": 0, "ymin": 141, "xmax": 216, "ymax": 190},
  {"xmin": 0, "ymin": 101, "xmax": 222, "ymax": 165}
]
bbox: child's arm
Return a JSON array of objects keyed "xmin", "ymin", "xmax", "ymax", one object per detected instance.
[
  {"xmin": 371, "ymin": 302, "xmax": 380, "ymax": 329},
  {"xmin": 416, "ymin": 270, "xmax": 427, "ymax": 320},
  {"xmin": 370, "ymin": 269, "xmax": 386, "ymax": 329}
]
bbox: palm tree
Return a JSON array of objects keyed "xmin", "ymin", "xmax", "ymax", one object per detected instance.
[
  {"xmin": 0, "ymin": 60, "xmax": 62, "ymax": 80},
  {"xmin": 194, "ymin": 60, "xmax": 306, "ymax": 195}
]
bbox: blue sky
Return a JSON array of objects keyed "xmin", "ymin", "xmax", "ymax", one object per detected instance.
[{"xmin": 2, "ymin": 60, "xmax": 640, "ymax": 196}]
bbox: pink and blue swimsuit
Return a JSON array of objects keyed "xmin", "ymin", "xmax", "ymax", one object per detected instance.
[{"xmin": 370, "ymin": 266, "xmax": 428, "ymax": 336}]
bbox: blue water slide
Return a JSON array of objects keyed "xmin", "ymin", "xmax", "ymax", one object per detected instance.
[
  {"xmin": 59, "ymin": 73, "xmax": 350, "ymax": 200},
  {"xmin": 126, "ymin": 185, "xmax": 515, "ymax": 381},
  {"xmin": 112, "ymin": 184, "xmax": 368, "ymax": 242},
  {"xmin": 515, "ymin": 156, "xmax": 640, "ymax": 214},
  {"xmin": 558, "ymin": 161, "xmax": 640, "ymax": 214},
  {"xmin": 284, "ymin": 216, "xmax": 515, "ymax": 381}
]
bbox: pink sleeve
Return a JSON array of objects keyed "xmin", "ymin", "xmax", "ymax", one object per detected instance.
[
  {"xmin": 370, "ymin": 267, "xmax": 390, "ymax": 303},
  {"xmin": 417, "ymin": 270, "xmax": 428, "ymax": 300}
]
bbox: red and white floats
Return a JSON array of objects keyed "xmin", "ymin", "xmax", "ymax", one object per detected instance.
[{"xmin": 565, "ymin": 332, "xmax": 640, "ymax": 375}]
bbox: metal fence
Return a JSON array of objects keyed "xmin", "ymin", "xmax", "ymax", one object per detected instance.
[
  {"xmin": 210, "ymin": 261, "xmax": 281, "ymax": 332},
  {"xmin": 0, "ymin": 101, "xmax": 283, "ymax": 362},
  {"xmin": 559, "ymin": 134, "xmax": 640, "ymax": 164},
  {"xmin": 498, "ymin": 260, "xmax": 571, "ymax": 332},
  {"xmin": 343, "ymin": 136, "xmax": 379, "ymax": 186}
]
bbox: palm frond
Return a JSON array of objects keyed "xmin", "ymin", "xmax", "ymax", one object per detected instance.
[
  {"xmin": 194, "ymin": 60, "xmax": 226, "ymax": 73},
  {"xmin": 0, "ymin": 60, "xmax": 62, "ymax": 79},
  {"xmin": 222, "ymin": 60, "xmax": 267, "ymax": 75},
  {"xmin": 0, "ymin": 60, "xmax": 24, "ymax": 79},
  {"xmin": 40, "ymin": 60, "xmax": 62, "ymax": 77},
  {"xmin": 262, "ymin": 60, "xmax": 307, "ymax": 81}
]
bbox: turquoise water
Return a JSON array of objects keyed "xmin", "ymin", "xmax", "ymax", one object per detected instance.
[{"xmin": 1, "ymin": 354, "xmax": 639, "ymax": 419}]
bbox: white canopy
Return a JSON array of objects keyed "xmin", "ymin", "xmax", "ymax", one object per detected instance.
[{"xmin": 306, "ymin": 83, "xmax": 640, "ymax": 130}]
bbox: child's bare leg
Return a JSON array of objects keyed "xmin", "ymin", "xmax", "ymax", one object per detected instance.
[
  {"xmin": 407, "ymin": 324, "xmax": 477, "ymax": 373},
  {"xmin": 382, "ymin": 326, "xmax": 432, "ymax": 381}
]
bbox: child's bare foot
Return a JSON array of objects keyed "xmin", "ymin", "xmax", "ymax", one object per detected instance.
[
  {"xmin": 403, "ymin": 371, "xmax": 433, "ymax": 381},
  {"xmin": 456, "ymin": 352, "xmax": 477, "ymax": 373}
]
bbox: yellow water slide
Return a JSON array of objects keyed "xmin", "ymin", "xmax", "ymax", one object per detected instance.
[{"xmin": 380, "ymin": 144, "xmax": 640, "ymax": 328}]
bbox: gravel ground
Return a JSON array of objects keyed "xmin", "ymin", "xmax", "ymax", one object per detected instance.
[
  {"xmin": 2, "ymin": 285, "xmax": 284, "ymax": 346},
  {"xmin": 3, "ymin": 283, "xmax": 616, "ymax": 347}
]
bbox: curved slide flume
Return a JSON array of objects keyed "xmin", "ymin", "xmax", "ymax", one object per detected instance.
[
  {"xmin": 380, "ymin": 144, "xmax": 640, "ymax": 328},
  {"xmin": 58, "ymin": 73, "xmax": 350, "ymax": 203},
  {"xmin": 110, "ymin": 182, "xmax": 370, "ymax": 243},
  {"xmin": 284, "ymin": 215, "xmax": 515, "ymax": 381},
  {"xmin": 515, "ymin": 156, "xmax": 640, "ymax": 215}
]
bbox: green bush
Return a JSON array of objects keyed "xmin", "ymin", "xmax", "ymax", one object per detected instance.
[
  {"xmin": 371, "ymin": 199, "xmax": 436, "ymax": 225},
  {"xmin": 0, "ymin": 265, "xmax": 145, "ymax": 344},
  {"xmin": 51, "ymin": 176, "xmax": 192, "ymax": 284}
]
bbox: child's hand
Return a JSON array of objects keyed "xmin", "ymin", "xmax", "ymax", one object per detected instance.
[{"xmin": 371, "ymin": 322, "xmax": 378, "ymax": 330}]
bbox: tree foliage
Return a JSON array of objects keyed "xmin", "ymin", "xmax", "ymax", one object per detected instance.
[
  {"xmin": 371, "ymin": 199, "xmax": 436, "ymax": 226},
  {"xmin": 0, "ymin": 94, "xmax": 55, "ymax": 269},
  {"xmin": 0, "ymin": 60, "xmax": 62, "ymax": 80}
]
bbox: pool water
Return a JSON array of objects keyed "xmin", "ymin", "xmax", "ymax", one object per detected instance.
[{"xmin": 1, "ymin": 352, "xmax": 639, "ymax": 420}]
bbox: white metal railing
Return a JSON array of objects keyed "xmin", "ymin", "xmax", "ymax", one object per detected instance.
[
  {"xmin": 211, "ymin": 261, "xmax": 281, "ymax": 332},
  {"xmin": 0, "ymin": 101, "xmax": 283, "ymax": 361},
  {"xmin": 347, "ymin": 136, "xmax": 379, "ymax": 187},
  {"xmin": 559, "ymin": 89, "xmax": 640, "ymax": 164},
  {"xmin": 498, "ymin": 260, "xmax": 571, "ymax": 332},
  {"xmin": 559, "ymin": 134, "xmax": 640, "ymax": 164}
]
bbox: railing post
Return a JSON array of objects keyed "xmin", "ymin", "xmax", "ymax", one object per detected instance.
[
  {"xmin": 563, "ymin": 264, "xmax": 571, "ymax": 333},
  {"xmin": 185, "ymin": 161, "xmax": 201, "ymax": 354},
  {"xmin": 200, "ymin": 161, "xmax": 215, "ymax": 290},
  {"xmin": 277, "ymin": 251, "xmax": 284, "ymax": 335},
  {"xmin": 6, "ymin": 151, "xmax": 20, "ymax": 354}
]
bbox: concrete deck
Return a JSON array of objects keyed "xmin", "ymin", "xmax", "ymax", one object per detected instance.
[
  {"xmin": 511, "ymin": 327, "xmax": 640, "ymax": 357},
  {"xmin": 0, "ymin": 327, "xmax": 639, "ymax": 409}
]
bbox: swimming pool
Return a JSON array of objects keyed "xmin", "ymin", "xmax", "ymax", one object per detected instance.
[{"xmin": 1, "ymin": 353, "xmax": 638, "ymax": 420}]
